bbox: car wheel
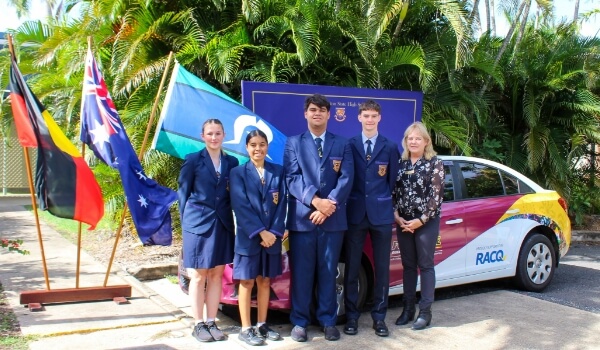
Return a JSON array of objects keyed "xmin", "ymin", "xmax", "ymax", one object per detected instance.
[
  {"xmin": 178, "ymin": 250, "xmax": 190, "ymax": 295},
  {"xmin": 335, "ymin": 261, "xmax": 368, "ymax": 323},
  {"xmin": 514, "ymin": 233, "xmax": 555, "ymax": 292}
]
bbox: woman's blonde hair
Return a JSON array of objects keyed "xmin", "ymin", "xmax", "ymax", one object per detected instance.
[{"xmin": 401, "ymin": 122, "xmax": 437, "ymax": 160}]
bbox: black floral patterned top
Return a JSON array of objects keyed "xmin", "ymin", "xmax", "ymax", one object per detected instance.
[{"xmin": 394, "ymin": 156, "xmax": 444, "ymax": 221}]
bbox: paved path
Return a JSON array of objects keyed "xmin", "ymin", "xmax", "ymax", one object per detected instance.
[{"xmin": 1, "ymin": 195, "xmax": 600, "ymax": 349}]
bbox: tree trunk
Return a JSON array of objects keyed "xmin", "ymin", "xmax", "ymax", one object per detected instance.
[
  {"xmin": 491, "ymin": 0, "xmax": 496, "ymax": 36},
  {"xmin": 573, "ymin": 0, "xmax": 580, "ymax": 21},
  {"xmin": 485, "ymin": 0, "xmax": 491, "ymax": 33},
  {"xmin": 469, "ymin": 0, "xmax": 481, "ymax": 31},
  {"xmin": 479, "ymin": 0, "xmax": 527, "ymax": 96},
  {"xmin": 392, "ymin": 0, "xmax": 410, "ymax": 42},
  {"xmin": 510, "ymin": 0, "xmax": 531, "ymax": 64}
]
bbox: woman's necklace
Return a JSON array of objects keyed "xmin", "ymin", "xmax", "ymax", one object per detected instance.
[{"xmin": 254, "ymin": 163, "xmax": 265, "ymax": 185}]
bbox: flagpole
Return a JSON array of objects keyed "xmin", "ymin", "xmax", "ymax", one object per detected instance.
[
  {"xmin": 76, "ymin": 37, "xmax": 96, "ymax": 289},
  {"xmin": 103, "ymin": 51, "xmax": 175, "ymax": 287},
  {"xmin": 7, "ymin": 35, "xmax": 51, "ymax": 290},
  {"xmin": 75, "ymin": 144, "xmax": 85, "ymax": 289},
  {"xmin": 138, "ymin": 51, "xmax": 174, "ymax": 157}
]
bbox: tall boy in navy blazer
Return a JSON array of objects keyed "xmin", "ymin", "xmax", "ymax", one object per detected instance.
[
  {"xmin": 343, "ymin": 100, "xmax": 399, "ymax": 337},
  {"xmin": 284, "ymin": 94, "xmax": 354, "ymax": 342}
]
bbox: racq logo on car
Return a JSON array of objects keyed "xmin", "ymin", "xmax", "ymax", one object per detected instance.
[{"xmin": 475, "ymin": 245, "xmax": 506, "ymax": 265}]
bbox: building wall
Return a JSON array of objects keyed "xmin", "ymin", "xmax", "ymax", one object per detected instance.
[{"xmin": 1, "ymin": 123, "xmax": 35, "ymax": 194}]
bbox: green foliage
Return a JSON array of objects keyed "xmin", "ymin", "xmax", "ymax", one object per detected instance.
[
  {"xmin": 1, "ymin": 0, "xmax": 599, "ymax": 225},
  {"xmin": 566, "ymin": 171, "xmax": 600, "ymax": 226}
]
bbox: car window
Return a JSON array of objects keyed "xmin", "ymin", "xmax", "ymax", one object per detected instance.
[
  {"xmin": 501, "ymin": 171, "xmax": 534, "ymax": 194},
  {"xmin": 460, "ymin": 162, "xmax": 504, "ymax": 199},
  {"xmin": 443, "ymin": 164, "xmax": 454, "ymax": 202}
]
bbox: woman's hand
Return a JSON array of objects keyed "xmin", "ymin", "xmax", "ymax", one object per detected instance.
[{"xmin": 400, "ymin": 218, "xmax": 423, "ymax": 234}]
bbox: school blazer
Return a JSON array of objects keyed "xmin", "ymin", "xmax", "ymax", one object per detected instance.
[
  {"xmin": 284, "ymin": 131, "xmax": 354, "ymax": 232},
  {"xmin": 230, "ymin": 161, "xmax": 287, "ymax": 256},
  {"xmin": 347, "ymin": 134, "xmax": 400, "ymax": 225},
  {"xmin": 177, "ymin": 149, "xmax": 239, "ymax": 234}
]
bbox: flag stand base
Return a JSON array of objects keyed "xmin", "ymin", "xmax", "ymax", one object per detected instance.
[{"xmin": 19, "ymin": 285, "xmax": 132, "ymax": 306}]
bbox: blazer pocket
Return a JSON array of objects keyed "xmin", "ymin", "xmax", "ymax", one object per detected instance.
[
  {"xmin": 376, "ymin": 196, "xmax": 393, "ymax": 216},
  {"xmin": 182, "ymin": 202, "xmax": 205, "ymax": 230}
]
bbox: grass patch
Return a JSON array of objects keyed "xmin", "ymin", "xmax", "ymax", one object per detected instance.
[
  {"xmin": 0, "ymin": 282, "xmax": 35, "ymax": 350},
  {"xmin": 164, "ymin": 274, "xmax": 178, "ymax": 284},
  {"xmin": 24, "ymin": 205, "xmax": 116, "ymax": 237}
]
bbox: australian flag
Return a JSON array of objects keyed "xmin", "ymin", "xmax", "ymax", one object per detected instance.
[{"xmin": 80, "ymin": 48, "xmax": 177, "ymax": 246}]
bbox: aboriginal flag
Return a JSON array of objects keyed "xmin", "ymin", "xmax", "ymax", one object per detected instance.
[{"xmin": 9, "ymin": 56, "xmax": 104, "ymax": 229}]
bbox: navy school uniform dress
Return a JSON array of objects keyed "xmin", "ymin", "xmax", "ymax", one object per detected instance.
[
  {"xmin": 178, "ymin": 148, "xmax": 239, "ymax": 269},
  {"xmin": 230, "ymin": 161, "xmax": 287, "ymax": 280},
  {"xmin": 344, "ymin": 133, "xmax": 399, "ymax": 321},
  {"xmin": 284, "ymin": 130, "xmax": 354, "ymax": 328}
]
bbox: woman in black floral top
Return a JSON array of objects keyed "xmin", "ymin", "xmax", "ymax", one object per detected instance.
[{"xmin": 393, "ymin": 121, "xmax": 444, "ymax": 330}]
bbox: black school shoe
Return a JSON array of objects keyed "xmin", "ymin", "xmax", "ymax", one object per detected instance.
[
  {"xmin": 258, "ymin": 324, "xmax": 282, "ymax": 341},
  {"xmin": 192, "ymin": 322, "xmax": 214, "ymax": 342},
  {"xmin": 323, "ymin": 326, "xmax": 340, "ymax": 341},
  {"xmin": 238, "ymin": 328, "xmax": 265, "ymax": 346},
  {"xmin": 205, "ymin": 321, "xmax": 227, "ymax": 341}
]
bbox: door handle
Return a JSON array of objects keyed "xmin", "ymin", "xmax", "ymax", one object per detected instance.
[
  {"xmin": 445, "ymin": 219, "xmax": 463, "ymax": 224},
  {"xmin": 506, "ymin": 209, "xmax": 520, "ymax": 214}
]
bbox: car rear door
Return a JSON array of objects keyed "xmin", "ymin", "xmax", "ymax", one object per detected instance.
[{"xmin": 459, "ymin": 161, "xmax": 523, "ymax": 275}]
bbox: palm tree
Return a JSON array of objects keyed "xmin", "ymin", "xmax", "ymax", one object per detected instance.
[{"xmin": 486, "ymin": 21, "xmax": 600, "ymax": 196}]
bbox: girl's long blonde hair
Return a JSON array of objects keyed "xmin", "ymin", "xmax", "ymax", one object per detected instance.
[{"xmin": 401, "ymin": 122, "xmax": 437, "ymax": 160}]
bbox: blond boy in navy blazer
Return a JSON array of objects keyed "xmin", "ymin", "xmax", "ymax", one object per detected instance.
[{"xmin": 343, "ymin": 100, "xmax": 399, "ymax": 337}]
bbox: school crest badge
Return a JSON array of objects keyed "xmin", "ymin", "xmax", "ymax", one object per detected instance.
[
  {"xmin": 272, "ymin": 191, "xmax": 279, "ymax": 205},
  {"xmin": 332, "ymin": 159, "xmax": 341, "ymax": 172},
  {"xmin": 334, "ymin": 108, "xmax": 346, "ymax": 122},
  {"xmin": 378, "ymin": 164, "xmax": 387, "ymax": 176}
]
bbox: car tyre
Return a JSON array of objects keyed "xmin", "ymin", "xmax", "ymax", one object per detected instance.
[
  {"xmin": 514, "ymin": 233, "xmax": 555, "ymax": 292},
  {"xmin": 334, "ymin": 261, "xmax": 368, "ymax": 324}
]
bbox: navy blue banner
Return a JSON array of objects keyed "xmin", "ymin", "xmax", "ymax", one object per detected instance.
[{"xmin": 241, "ymin": 82, "xmax": 423, "ymax": 146}]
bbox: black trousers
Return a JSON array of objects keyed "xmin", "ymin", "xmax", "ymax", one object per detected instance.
[
  {"xmin": 396, "ymin": 216, "xmax": 440, "ymax": 311},
  {"xmin": 344, "ymin": 216, "xmax": 392, "ymax": 321}
]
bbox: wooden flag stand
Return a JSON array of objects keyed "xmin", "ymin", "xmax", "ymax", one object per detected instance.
[{"xmin": 8, "ymin": 35, "xmax": 132, "ymax": 309}]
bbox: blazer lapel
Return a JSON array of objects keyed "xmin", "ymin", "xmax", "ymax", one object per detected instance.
[
  {"xmin": 262, "ymin": 163, "xmax": 274, "ymax": 197},
  {"xmin": 303, "ymin": 131, "xmax": 321, "ymax": 163},
  {"xmin": 201, "ymin": 149, "xmax": 218, "ymax": 181},
  {"xmin": 352, "ymin": 136, "xmax": 367, "ymax": 164},
  {"xmin": 320, "ymin": 132, "xmax": 334, "ymax": 166},
  {"xmin": 244, "ymin": 163, "xmax": 264, "ymax": 218},
  {"xmin": 245, "ymin": 162, "xmax": 264, "ymax": 194},
  {"xmin": 219, "ymin": 152, "xmax": 229, "ymax": 183},
  {"xmin": 370, "ymin": 135, "xmax": 386, "ymax": 162}
]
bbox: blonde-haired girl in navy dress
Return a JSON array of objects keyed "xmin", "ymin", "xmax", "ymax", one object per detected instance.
[
  {"xmin": 230, "ymin": 129, "xmax": 287, "ymax": 346},
  {"xmin": 178, "ymin": 119, "xmax": 239, "ymax": 343}
]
